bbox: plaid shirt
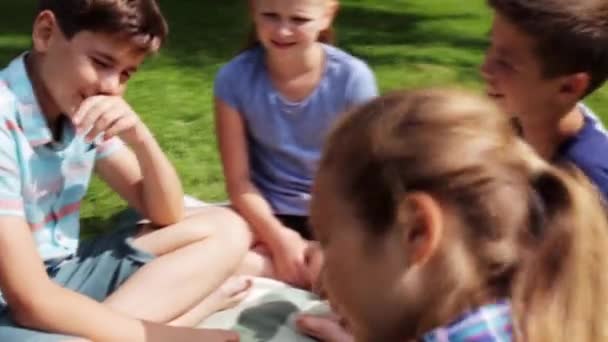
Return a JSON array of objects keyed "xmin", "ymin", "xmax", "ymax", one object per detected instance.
[{"xmin": 423, "ymin": 300, "xmax": 513, "ymax": 342}]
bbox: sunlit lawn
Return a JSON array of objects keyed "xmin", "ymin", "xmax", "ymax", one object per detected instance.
[{"xmin": 1, "ymin": 0, "xmax": 606, "ymax": 235}]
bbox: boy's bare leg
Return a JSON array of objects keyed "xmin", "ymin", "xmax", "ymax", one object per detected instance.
[
  {"xmin": 166, "ymin": 246, "xmax": 318, "ymax": 327},
  {"xmin": 103, "ymin": 206, "xmax": 252, "ymax": 324},
  {"xmin": 164, "ymin": 241, "xmax": 280, "ymax": 326},
  {"xmin": 165, "ymin": 248, "xmax": 276, "ymax": 327},
  {"xmin": 235, "ymin": 242, "xmax": 323, "ymax": 292},
  {"xmin": 167, "ymin": 276, "xmax": 252, "ymax": 327}
]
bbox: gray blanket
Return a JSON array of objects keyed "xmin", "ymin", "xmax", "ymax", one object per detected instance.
[{"xmin": 199, "ymin": 278, "xmax": 330, "ymax": 342}]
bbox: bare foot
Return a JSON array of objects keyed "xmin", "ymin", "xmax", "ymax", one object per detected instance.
[
  {"xmin": 169, "ymin": 276, "xmax": 253, "ymax": 327},
  {"xmin": 210, "ymin": 276, "xmax": 253, "ymax": 312}
]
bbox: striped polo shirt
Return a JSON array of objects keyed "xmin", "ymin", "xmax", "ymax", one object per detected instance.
[{"xmin": 0, "ymin": 54, "xmax": 122, "ymax": 261}]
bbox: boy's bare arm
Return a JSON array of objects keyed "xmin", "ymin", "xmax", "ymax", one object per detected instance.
[
  {"xmin": 76, "ymin": 95, "xmax": 184, "ymax": 226},
  {"xmin": 0, "ymin": 216, "xmax": 240, "ymax": 341},
  {"xmin": 0, "ymin": 216, "xmax": 147, "ymax": 340},
  {"xmin": 95, "ymin": 131, "xmax": 184, "ymax": 227},
  {"xmin": 127, "ymin": 127, "xmax": 184, "ymax": 225}
]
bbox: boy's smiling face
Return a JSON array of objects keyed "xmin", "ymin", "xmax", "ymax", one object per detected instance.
[
  {"xmin": 480, "ymin": 13, "xmax": 565, "ymax": 125},
  {"xmin": 31, "ymin": 11, "xmax": 147, "ymax": 119}
]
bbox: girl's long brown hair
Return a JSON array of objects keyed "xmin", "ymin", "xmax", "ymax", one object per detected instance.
[
  {"xmin": 318, "ymin": 89, "xmax": 608, "ymax": 341},
  {"xmin": 513, "ymin": 166, "xmax": 608, "ymax": 341}
]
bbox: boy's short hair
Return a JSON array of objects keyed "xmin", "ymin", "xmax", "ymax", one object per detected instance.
[
  {"xmin": 488, "ymin": 0, "xmax": 608, "ymax": 97},
  {"xmin": 38, "ymin": 0, "xmax": 168, "ymax": 52}
]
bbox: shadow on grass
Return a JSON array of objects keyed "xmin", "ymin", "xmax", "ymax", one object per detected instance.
[
  {"xmin": 0, "ymin": 0, "xmax": 35, "ymax": 64},
  {"xmin": 0, "ymin": 1, "xmax": 35, "ymax": 34},
  {"xmin": 159, "ymin": 1, "xmax": 487, "ymax": 69},
  {"xmin": 80, "ymin": 207, "xmax": 139, "ymax": 240},
  {"xmin": 0, "ymin": 47, "xmax": 27, "ymax": 66},
  {"xmin": 0, "ymin": 1, "xmax": 488, "ymax": 70}
]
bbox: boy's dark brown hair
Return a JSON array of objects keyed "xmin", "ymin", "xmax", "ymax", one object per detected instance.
[
  {"xmin": 37, "ymin": 0, "xmax": 168, "ymax": 52},
  {"xmin": 488, "ymin": 0, "xmax": 608, "ymax": 97}
]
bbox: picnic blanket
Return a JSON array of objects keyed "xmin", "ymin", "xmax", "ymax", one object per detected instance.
[
  {"xmin": 199, "ymin": 277, "xmax": 330, "ymax": 342},
  {"xmin": 181, "ymin": 197, "xmax": 332, "ymax": 341}
]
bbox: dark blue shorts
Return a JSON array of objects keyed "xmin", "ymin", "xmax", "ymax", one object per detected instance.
[{"xmin": 0, "ymin": 225, "xmax": 154, "ymax": 341}]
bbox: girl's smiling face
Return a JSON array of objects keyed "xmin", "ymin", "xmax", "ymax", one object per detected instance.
[{"xmin": 251, "ymin": 0, "xmax": 335, "ymax": 55}]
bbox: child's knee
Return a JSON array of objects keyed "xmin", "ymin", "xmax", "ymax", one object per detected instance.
[
  {"xmin": 202, "ymin": 207, "xmax": 252, "ymax": 250},
  {"xmin": 224, "ymin": 219, "xmax": 253, "ymax": 253}
]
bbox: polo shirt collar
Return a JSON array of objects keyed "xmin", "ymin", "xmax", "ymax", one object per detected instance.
[{"xmin": 4, "ymin": 53, "xmax": 54, "ymax": 147}]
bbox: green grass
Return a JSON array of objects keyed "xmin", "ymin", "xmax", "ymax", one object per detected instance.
[{"xmin": 1, "ymin": 0, "xmax": 607, "ymax": 234}]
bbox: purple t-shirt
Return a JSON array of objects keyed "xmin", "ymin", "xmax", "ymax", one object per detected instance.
[
  {"xmin": 214, "ymin": 44, "xmax": 378, "ymax": 216},
  {"xmin": 558, "ymin": 104, "xmax": 608, "ymax": 200}
]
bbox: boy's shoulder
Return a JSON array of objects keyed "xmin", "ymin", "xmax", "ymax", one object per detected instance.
[
  {"xmin": 562, "ymin": 104, "xmax": 608, "ymax": 161},
  {"xmin": 0, "ymin": 73, "xmax": 19, "ymax": 123},
  {"xmin": 0, "ymin": 53, "xmax": 35, "ymax": 118},
  {"xmin": 559, "ymin": 104, "xmax": 608, "ymax": 197}
]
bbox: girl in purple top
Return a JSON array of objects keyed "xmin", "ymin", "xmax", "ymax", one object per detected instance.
[{"xmin": 214, "ymin": 0, "xmax": 377, "ymax": 289}]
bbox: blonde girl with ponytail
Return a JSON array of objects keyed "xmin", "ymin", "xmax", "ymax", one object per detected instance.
[{"xmin": 297, "ymin": 89, "xmax": 608, "ymax": 342}]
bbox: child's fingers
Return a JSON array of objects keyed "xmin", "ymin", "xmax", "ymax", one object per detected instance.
[
  {"xmin": 305, "ymin": 242, "xmax": 324, "ymax": 290},
  {"xmin": 285, "ymin": 262, "xmax": 308, "ymax": 288},
  {"xmin": 85, "ymin": 110, "xmax": 122, "ymax": 142},
  {"xmin": 103, "ymin": 115, "xmax": 137, "ymax": 140},
  {"xmin": 73, "ymin": 96, "xmax": 110, "ymax": 126},
  {"xmin": 296, "ymin": 315, "xmax": 353, "ymax": 342},
  {"xmin": 312, "ymin": 268, "xmax": 326, "ymax": 297},
  {"xmin": 77, "ymin": 99, "xmax": 116, "ymax": 135},
  {"xmin": 291, "ymin": 248, "xmax": 311, "ymax": 288},
  {"xmin": 299, "ymin": 260, "xmax": 313, "ymax": 289},
  {"xmin": 196, "ymin": 329, "xmax": 240, "ymax": 342},
  {"xmin": 72, "ymin": 96, "xmax": 99, "ymax": 124},
  {"xmin": 282, "ymin": 260, "xmax": 305, "ymax": 287}
]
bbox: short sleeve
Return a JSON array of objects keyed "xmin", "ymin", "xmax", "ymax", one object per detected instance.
[
  {"xmin": 95, "ymin": 136, "xmax": 124, "ymax": 160},
  {"xmin": 345, "ymin": 61, "xmax": 379, "ymax": 106},
  {"xmin": 214, "ymin": 61, "xmax": 242, "ymax": 111},
  {"xmin": 0, "ymin": 118, "xmax": 24, "ymax": 217}
]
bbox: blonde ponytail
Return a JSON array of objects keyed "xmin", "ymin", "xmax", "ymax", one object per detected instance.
[{"xmin": 513, "ymin": 166, "xmax": 608, "ymax": 341}]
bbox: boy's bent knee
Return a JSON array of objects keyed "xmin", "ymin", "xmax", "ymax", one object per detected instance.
[
  {"xmin": 190, "ymin": 206, "xmax": 252, "ymax": 247},
  {"xmin": 132, "ymin": 206, "xmax": 251, "ymax": 256}
]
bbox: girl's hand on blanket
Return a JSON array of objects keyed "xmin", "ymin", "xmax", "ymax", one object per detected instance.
[
  {"xmin": 296, "ymin": 314, "xmax": 354, "ymax": 342},
  {"xmin": 305, "ymin": 242, "xmax": 325, "ymax": 295},
  {"xmin": 270, "ymin": 227, "xmax": 310, "ymax": 288}
]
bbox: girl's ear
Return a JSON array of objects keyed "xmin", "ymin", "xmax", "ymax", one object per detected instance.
[
  {"xmin": 32, "ymin": 10, "xmax": 58, "ymax": 53},
  {"xmin": 397, "ymin": 192, "xmax": 444, "ymax": 267},
  {"xmin": 321, "ymin": 0, "xmax": 340, "ymax": 30}
]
